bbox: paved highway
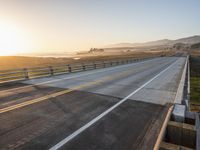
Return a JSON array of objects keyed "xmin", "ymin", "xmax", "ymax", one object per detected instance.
[{"xmin": 0, "ymin": 56, "xmax": 186, "ymax": 150}]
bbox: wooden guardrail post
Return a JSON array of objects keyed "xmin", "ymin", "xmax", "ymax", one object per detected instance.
[
  {"xmin": 103, "ymin": 62, "xmax": 106, "ymax": 68},
  {"xmin": 23, "ymin": 68, "xmax": 29, "ymax": 79},
  {"xmin": 93, "ymin": 62, "xmax": 96, "ymax": 69},
  {"xmin": 68, "ymin": 65, "xmax": 72, "ymax": 73},
  {"xmin": 82, "ymin": 63, "xmax": 86, "ymax": 70},
  {"xmin": 49, "ymin": 66, "xmax": 54, "ymax": 76}
]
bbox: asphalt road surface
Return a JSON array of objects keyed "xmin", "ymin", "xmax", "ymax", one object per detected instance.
[{"xmin": 0, "ymin": 56, "xmax": 186, "ymax": 150}]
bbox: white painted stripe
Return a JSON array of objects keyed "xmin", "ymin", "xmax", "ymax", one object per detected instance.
[
  {"xmin": 0, "ymin": 58, "xmax": 159, "ymax": 94},
  {"xmin": 49, "ymin": 58, "xmax": 180, "ymax": 150}
]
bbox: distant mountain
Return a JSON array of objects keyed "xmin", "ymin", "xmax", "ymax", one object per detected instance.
[
  {"xmin": 138, "ymin": 39, "xmax": 172, "ymax": 46},
  {"xmin": 104, "ymin": 43, "xmax": 138, "ymax": 48},
  {"xmin": 173, "ymin": 35, "xmax": 200, "ymax": 44},
  {"xmin": 105, "ymin": 35, "xmax": 200, "ymax": 48}
]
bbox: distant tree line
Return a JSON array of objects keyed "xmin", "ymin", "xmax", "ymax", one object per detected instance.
[{"xmin": 191, "ymin": 42, "xmax": 200, "ymax": 49}]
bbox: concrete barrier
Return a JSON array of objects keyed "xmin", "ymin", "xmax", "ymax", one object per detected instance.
[{"xmin": 174, "ymin": 56, "xmax": 188, "ymax": 104}]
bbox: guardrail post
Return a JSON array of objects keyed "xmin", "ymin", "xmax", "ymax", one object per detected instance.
[
  {"xmin": 110, "ymin": 61, "xmax": 112, "ymax": 66},
  {"xmin": 82, "ymin": 63, "xmax": 86, "ymax": 70},
  {"xmin": 49, "ymin": 66, "xmax": 54, "ymax": 76},
  {"xmin": 68, "ymin": 65, "xmax": 72, "ymax": 72},
  {"xmin": 23, "ymin": 68, "xmax": 29, "ymax": 79},
  {"xmin": 93, "ymin": 62, "xmax": 96, "ymax": 69}
]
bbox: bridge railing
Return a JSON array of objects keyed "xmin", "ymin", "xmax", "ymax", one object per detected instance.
[{"xmin": 0, "ymin": 57, "xmax": 151, "ymax": 83}]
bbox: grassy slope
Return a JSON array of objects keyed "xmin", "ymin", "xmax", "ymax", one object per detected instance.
[
  {"xmin": 190, "ymin": 77, "xmax": 200, "ymax": 102},
  {"xmin": 190, "ymin": 52, "xmax": 200, "ymax": 112}
]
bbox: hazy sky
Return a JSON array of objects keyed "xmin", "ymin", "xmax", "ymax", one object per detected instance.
[{"xmin": 0, "ymin": 0, "xmax": 200, "ymax": 54}]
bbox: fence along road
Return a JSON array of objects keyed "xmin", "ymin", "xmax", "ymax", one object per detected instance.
[
  {"xmin": 0, "ymin": 57, "xmax": 149, "ymax": 84},
  {"xmin": 0, "ymin": 57, "xmax": 155, "ymax": 94},
  {"xmin": 0, "ymin": 56, "xmax": 186, "ymax": 150}
]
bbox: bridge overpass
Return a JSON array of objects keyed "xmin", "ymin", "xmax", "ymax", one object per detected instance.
[{"xmin": 0, "ymin": 56, "xmax": 195, "ymax": 150}]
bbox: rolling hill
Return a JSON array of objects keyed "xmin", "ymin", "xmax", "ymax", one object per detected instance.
[{"xmin": 105, "ymin": 35, "xmax": 200, "ymax": 48}]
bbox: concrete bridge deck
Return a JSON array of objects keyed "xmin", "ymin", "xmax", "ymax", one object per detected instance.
[{"xmin": 0, "ymin": 56, "xmax": 186, "ymax": 150}]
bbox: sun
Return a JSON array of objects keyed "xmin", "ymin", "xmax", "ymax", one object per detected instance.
[{"xmin": 0, "ymin": 22, "xmax": 29, "ymax": 56}]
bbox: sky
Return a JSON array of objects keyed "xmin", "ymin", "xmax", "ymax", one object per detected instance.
[{"xmin": 0, "ymin": 0, "xmax": 200, "ymax": 55}]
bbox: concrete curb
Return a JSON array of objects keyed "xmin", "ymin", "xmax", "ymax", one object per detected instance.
[{"xmin": 174, "ymin": 56, "xmax": 188, "ymax": 104}]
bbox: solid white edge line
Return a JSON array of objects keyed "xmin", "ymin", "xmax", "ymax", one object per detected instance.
[
  {"xmin": 0, "ymin": 58, "xmax": 158, "ymax": 94},
  {"xmin": 49, "ymin": 58, "xmax": 180, "ymax": 150}
]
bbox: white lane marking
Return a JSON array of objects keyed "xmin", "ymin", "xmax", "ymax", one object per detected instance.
[
  {"xmin": 49, "ymin": 58, "xmax": 180, "ymax": 150},
  {"xmin": 0, "ymin": 58, "xmax": 161, "ymax": 94}
]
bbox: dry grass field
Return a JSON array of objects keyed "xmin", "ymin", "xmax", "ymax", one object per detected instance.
[
  {"xmin": 0, "ymin": 51, "xmax": 174, "ymax": 70},
  {"xmin": 189, "ymin": 51, "xmax": 200, "ymax": 112}
]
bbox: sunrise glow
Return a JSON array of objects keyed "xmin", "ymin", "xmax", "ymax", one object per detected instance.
[{"xmin": 0, "ymin": 22, "xmax": 30, "ymax": 56}]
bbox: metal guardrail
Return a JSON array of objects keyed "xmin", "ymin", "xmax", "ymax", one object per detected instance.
[{"xmin": 0, "ymin": 57, "xmax": 152, "ymax": 84}]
